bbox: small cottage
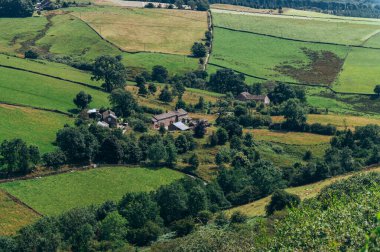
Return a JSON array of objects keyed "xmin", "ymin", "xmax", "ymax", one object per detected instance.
[{"xmin": 237, "ymin": 92, "xmax": 270, "ymax": 105}]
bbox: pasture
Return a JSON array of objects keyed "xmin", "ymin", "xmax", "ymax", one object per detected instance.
[
  {"xmin": 70, "ymin": 6, "xmax": 208, "ymax": 55},
  {"xmin": 210, "ymin": 27, "xmax": 348, "ymax": 85},
  {"xmin": 0, "ymin": 54, "xmax": 101, "ymax": 87},
  {"xmin": 227, "ymin": 165, "xmax": 380, "ymax": 217},
  {"xmin": 212, "ymin": 11, "xmax": 380, "ymax": 45},
  {"xmin": 0, "ymin": 67, "xmax": 109, "ymax": 112},
  {"xmin": 333, "ymin": 47, "xmax": 380, "ymax": 94},
  {"xmin": 0, "ymin": 104, "xmax": 73, "ymax": 152},
  {"xmin": 0, "ymin": 16, "xmax": 47, "ymax": 55},
  {"xmin": 0, "ymin": 190, "xmax": 40, "ymax": 236},
  {"xmin": 0, "ymin": 167, "xmax": 184, "ymax": 216}
]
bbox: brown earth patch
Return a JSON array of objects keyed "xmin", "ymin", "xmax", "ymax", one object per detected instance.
[{"xmin": 275, "ymin": 48, "xmax": 344, "ymax": 85}]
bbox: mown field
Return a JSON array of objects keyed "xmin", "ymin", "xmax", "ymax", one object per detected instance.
[
  {"xmin": 0, "ymin": 104, "xmax": 73, "ymax": 152},
  {"xmin": 0, "ymin": 167, "xmax": 184, "ymax": 216},
  {"xmin": 0, "ymin": 67, "xmax": 109, "ymax": 112},
  {"xmin": 212, "ymin": 10, "xmax": 380, "ymax": 45},
  {"xmin": 210, "ymin": 27, "xmax": 348, "ymax": 85},
  {"xmin": 227, "ymin": 165, "xmax": 380, "ymax": 217},
  {"xmin": 333, "ymin": 47, "xmax": 380, "ymax": 94},
  {"xmin": 0, "ymin": 190, "xmax": 40, "ymax": 236},
  {"xmin": 70, "ymin": 6, "xmax": 208, "ymax": 55}
]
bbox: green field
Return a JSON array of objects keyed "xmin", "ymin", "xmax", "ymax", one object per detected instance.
[
  {"xmin": 0, "ymin": 54, "xmax": 101, "ymax": 87},
  {"xmin": 0, "ymin": 190, "xmax": 40, "ymax": 236},
  {"xmin": 212, "ymin": 11, "xmax": 380, "ymax": 45},
  {"xmin": 210, "ymin": 27, "xmax": 348, "ymax": 85},
  {"xmin": 333, "ymin": 47, "xmax": 380, "ymax": 94},
  {"xmin": 0, "ymin": 67, "xmax": 109, "ymax": 112},
  {"xmin": 0, "ymin": 104, "xmax": 73, "ymax": 152},
  {"xmin": 0, "ymin": 167, "xmax": 184, "ymax": 216}
]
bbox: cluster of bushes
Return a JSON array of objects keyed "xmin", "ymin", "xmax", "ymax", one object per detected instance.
[
  {"xmin": 0, "ymin": 178, "xmax": 230, "ymax": 250},
  {"xmin": 0, "ymin": 139, "xmax": 40, "ymax": 177},
  {"xmin": 269, "ymin": 121, "xmax": 337, "ymax": 136}
]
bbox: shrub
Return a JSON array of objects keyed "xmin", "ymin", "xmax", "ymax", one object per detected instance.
[
  {"xmin": 230, "ymin": 211, "xmax": 248, "ymax": 224},
  {"xmin": 145, "ymin": 2, "xmax": 155, "ymax": 8},
  {"xmin": 171, "ymin": 217, "xmax": 196, "ymax": 237},
  {"xmin": 24, "ymin": 50, "xmax": 38, "ymax": 59},
  {"xmin": 265, "ymin": 189, "xmax": 300, "ymax": 215}
]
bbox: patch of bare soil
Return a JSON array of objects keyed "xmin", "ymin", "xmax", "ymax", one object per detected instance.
[{"xmin": 275, "ymin": 48, "xmax": 344, "ymax": 85}]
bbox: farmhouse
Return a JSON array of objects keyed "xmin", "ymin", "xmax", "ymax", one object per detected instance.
[
  {"xmin": 237, "ymin": 92, "xmax": 270, "ymax": 105},
  {"xmin": 152, "ymin": 109, "xmax": 189, "ymax": 129},
  {"xmin": 88, "ymin": 109, "xmax": 120, "ymax": 128}
]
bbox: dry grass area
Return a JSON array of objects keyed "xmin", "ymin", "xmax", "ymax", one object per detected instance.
[
  {"xmin": 211, "ymin": 4, "xmax": 279, "ymax": 14},
  {"xmin": 227, "ymin": 165, "xmax": 380, "ymax": 217},
  {"xmin": 72, "ymin": 7, "xmax": 208, "ymax": 55},
  {"xmin": 272, "ymin": 114, "xmax": 380, "ymax": 130},
  {"xmin": 0, "ymin": 190, "xmax": 40, "ymax": 236},
  {"xmin": 246, "ymin": 129, "xmax": 332, "ymax": 145}
]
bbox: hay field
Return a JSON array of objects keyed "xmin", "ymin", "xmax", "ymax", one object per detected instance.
[
  {"xmin": 272, "ymin": 114, "xmax": 380, "ymax": 130},
  {"xmin": 0, "ymin": 104, "xmax": 73, "ymax": 153},
  {"xmin": 227, "ymin": 165, "xmax": 380, "ymax": 217},
  {"xmin": 210, "ymin": 27, "xmax": 348, "ymax": 85},
  {"xmin": 0, "ymin": 67, "xmax": 109, "ymax": 112},
  {"xmin": 246, "ymin": 129, "xmax": 332, "ymax": 145},
  {"xmin": 0, "ymin": 167, "xmax": 184, "ymax": 216},
  {"xmin": 0, "ymin": 190, "xmax": 40, "ymax": 236},
  {"xmin": 71, "ymin": 6, "xmax": 208, "ymax": 55}
]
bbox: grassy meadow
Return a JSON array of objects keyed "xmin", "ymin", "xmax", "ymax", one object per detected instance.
[
  {"xmin": 227, "ymin": 165, "xmax": 380, "ymax": 217},
  {"xmin": 70, "ymin": 6, "xmax": 208, "ymax": 55},
  {"xmin": 210, "ymin": 27, "xmax": 348, "ymax": 84},
  {"xmin": 0, "ymin": 190, "xmax": 40, "ymax": 236},
  {"xmin": 0, "ymin": 54, "xmax": 101, "ymax": 87},
  {"xmin": 333, "ymin": 47, "xmax": 380, "ymax": 94},
  {"xmin": 0, "ymin": 167, "xmax": 184, "ymax": 216},
  {"xmin": 0, "ymin": 104, "xmax": 73, "ymax": 152},
  {"xmin": 0, "ymin": 16, "xmax": 47, "ymax": 55},
  {"xmin": 0, "ymin": 67, "xmax": 109, "ymax": 112},
  {"xmin": 212, "ymin": 11, "xmax": 380, "ymax": 45}
]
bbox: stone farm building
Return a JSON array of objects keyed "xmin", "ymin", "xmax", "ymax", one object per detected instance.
[
  {"xmin": 152, "ymin": 109, "xmax": 189, "ymax": 129},
  {"xmin": 237, "ymin": 92, "xmax": 270, "ymax": 105}
]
